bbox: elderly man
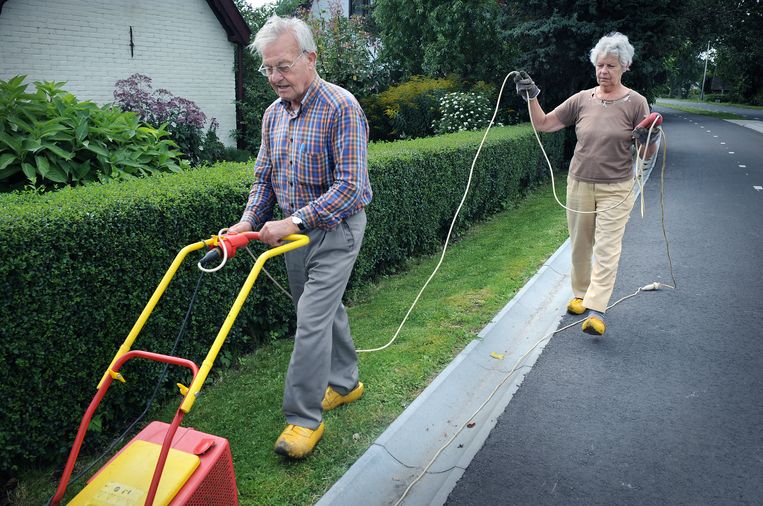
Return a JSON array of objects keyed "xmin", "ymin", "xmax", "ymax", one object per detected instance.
[{"xmin": 226, "ymin": 15, "xmax": 372, "ymax": 458}]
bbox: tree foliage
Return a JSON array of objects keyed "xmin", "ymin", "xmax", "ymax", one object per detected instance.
[
  {"xmin": 711, "ymin": 0, "xmax": 763, "ymax": 103},
  {"xmin": 507, "ymin": 0, "xmax": 698, "ymax": 107},
  {"xmin": 305, "ymin": 1, "xmax": 390, "ymax": 98},
  {"xmin": 372, "ymin": 0, "xmax": 516, "ymax": 84}
]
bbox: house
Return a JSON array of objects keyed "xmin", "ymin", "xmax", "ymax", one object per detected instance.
[
  {"xmin": 310, "ymin": 0, "xmax": 372, "ymax": 19},
  {"xmin": 0, "ymin": 0, "xmax": 250, "ymax": 146}
]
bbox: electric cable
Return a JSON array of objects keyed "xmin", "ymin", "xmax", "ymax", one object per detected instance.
[
  {"xmin": 244, "ymin": 244, "xmax": 293, "ymax": 300},
  {"xmin": 355, "ymin": 71, "xmax": 518, "ymax": 353},
  {"xmin": 392, "ymin": 281, "xmax": 673, "ymax": 506},
  {"xmin": 357, "ymin": 72, "xmax": 667, "ymax": 353},
  {"xmin": 197, "ymin": 227, "xmax": 230, "ymax": 273},
  {"xmin": 47, "ymin": 266, "xmax": 206, "ymax": 505}
]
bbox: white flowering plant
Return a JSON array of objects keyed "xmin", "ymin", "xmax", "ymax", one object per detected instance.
[{"xmin": 433, "ymin": 91, "xmax": 493, "ymax": 135}]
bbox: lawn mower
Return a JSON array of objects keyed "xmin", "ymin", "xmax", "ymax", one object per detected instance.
[{"xmin": 50, "ymin": 231, "xmax": 309, "ymax": 505}]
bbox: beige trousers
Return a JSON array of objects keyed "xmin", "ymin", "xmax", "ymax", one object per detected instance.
[{"xmin": 566, "ymin": 175, "xmax": 636, "ymax": 313}]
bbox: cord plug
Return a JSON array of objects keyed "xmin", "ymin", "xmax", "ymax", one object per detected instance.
[{"xmin": 641, "ymin": 282, "xmax": 661, "ymax": 291}]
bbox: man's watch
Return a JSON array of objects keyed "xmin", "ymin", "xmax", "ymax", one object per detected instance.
[{"xmin": 291, "ymin": 215, "xmax": 306, "ymax": 231}]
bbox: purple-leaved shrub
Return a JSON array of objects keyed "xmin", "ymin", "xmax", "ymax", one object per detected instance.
[{"xmin": 114, "ymin": 74, "xmax": 223, "ymax": 166}]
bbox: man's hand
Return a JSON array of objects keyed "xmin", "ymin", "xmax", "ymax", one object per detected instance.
[
  {"xmin": 514, "ymin": 71, "xmax": 540, "ymax": 101},
  {"xmin": 632, "ymin": 126, "xmax": 661, "ymax": 146},
  {"xmin": 258, "ymin": 218, "xmax": 299, "ymax": 246},
  {"xmin": 226, "ymin": 221, "xmax": 253, "ymax": 234}
]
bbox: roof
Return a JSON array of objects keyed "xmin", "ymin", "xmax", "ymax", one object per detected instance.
[
  {"xmin": 0, "ymin": 0, "xmax": 251, "ymax": 45},
  {"xmin": 206, "ymin": 0, "xmax": 252, "ymax": 45}
]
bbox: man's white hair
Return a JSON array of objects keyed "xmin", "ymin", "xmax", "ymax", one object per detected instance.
[
  {"xmin": 249, "ymin": 15, "xmax": 317, "ymax": 56},
  {"xmin": 589, "ymin": 32, "xmax": 635, "ymax": 70}
]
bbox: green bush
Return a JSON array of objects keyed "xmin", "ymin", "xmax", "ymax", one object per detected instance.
[
  {"xmin": 0, "ymin": 76, "xmax": 189, "ymax": 192},
  {"xmin": 0, "ymin": 124, "xmax": 563, "ymax": 478},
  {"xmin": 362, "ymin": 75, "xmax": 459, "ymax": 140}
]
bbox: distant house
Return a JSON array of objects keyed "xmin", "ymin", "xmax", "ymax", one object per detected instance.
[
  {"xmin": 310, "ymin": 0, "xmax": 373, "ymax": 19},
  {"xmin": 0, "ymin": 0, "xmax": 250, "ymax": 146}
]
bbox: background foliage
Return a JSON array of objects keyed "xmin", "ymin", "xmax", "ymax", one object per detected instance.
[
  {"xmin": 372, "ymin": 0, "xmax": 515, "ymax": 84},
  {"xmin": 305, "ymin": 1, "xmax": 389, "ymax": 99},
  {"xmin": 361, "ymin": 75, "xmax": 459, "ymax": 140},
  {"xmin": 434, "ymin": 91, "xmax": 494, "ymax": 135}
]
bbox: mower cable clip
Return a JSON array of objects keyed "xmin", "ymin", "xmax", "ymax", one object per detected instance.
[{"xmin": 109, "ymin": 370, "xmax": 126, "ymax": 383}]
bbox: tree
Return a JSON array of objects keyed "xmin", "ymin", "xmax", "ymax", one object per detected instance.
[
  {"xmin": 661, "ymin": 39, "xmax": 704, "ymax": 98},
  {"xmin": 655, "ymin": 0, "xmax": 762, "ymax": 104},
  {"xmin": 712, "ymin": 0, "xmax": 763, "ymax": 103},
  {"xmin": 305, "ymin": 1, "xmax": 390, "ymax": 98},
  {"xmin": 507, "ymin": 0, "xmax": 696, "ymax": 107},
  {"xmin": 372, "ymin": 0, "xmax": 516, "ymax": 84}
]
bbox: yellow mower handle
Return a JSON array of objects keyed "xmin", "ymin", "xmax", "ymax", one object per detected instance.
[{"xmin": 97, "ymin": 233, "xmax": 309, "ymax": 393}]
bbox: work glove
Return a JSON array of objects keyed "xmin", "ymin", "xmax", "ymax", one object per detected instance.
[
  {"xmin": 514, "ymin": 71, "xmax": 541, "ymax": 101},
  {"xmin": 632, "ymin": 126, "xmax": 662, "ymax": 145}
]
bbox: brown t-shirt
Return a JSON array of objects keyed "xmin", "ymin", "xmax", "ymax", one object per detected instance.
[{"xmin": 553, "ymin": 88, "xmax": 650, "ymax": 183}]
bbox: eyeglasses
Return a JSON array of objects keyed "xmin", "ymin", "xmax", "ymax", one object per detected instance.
[{"xmin": 258, "ymin": 52, "xmax": 307, "ymax": 77}]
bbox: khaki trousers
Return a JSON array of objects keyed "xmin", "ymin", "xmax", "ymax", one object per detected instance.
[{"xmin": 566, "ymin": 176, "xmax": 636, "ymax": 313}]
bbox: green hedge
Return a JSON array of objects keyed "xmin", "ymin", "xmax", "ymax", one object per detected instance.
[{"xmin": 0, "ymin": 124, "xmax": 563, "ymax": 476}]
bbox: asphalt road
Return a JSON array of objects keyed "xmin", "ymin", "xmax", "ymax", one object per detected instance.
[{"xmin": 444, "ymin": 106, "xmax": 763, "ymax": 505}]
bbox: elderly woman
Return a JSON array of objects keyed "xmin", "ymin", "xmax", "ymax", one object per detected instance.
[{"xmin": 515, "ymin": 32, "xmax": 659, "ymax": 336}]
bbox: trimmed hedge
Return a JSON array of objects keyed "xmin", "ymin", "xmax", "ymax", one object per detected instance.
[{"xmin": 0, "ymin": 124, "xmax": 563, "ymax": 476}]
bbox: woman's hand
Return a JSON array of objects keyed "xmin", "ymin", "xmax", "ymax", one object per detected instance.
[
  {"xmin": 514, "ymin": 71, "xmax": 541, "ymax": 101},
  {"xmin": 632, "ymin": 126, "xmax": 661, "ymax": 145}
]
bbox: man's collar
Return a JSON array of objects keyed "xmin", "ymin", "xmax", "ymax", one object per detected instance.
[{"xmin": 278, "ymin": 76, "xmax": 321, "ymax": 115}]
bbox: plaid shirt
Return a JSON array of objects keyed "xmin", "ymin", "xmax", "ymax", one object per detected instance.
[{"xmin": 241, "ymin": 77, "xmax": 372, "ymax": 230}]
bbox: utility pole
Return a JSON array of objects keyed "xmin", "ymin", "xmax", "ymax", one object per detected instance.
[{"xmin": 700, "ymin": 41, "xmax": 710, "ymax": 101}]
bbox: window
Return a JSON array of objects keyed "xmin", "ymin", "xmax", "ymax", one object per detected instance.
[{"xmin": 349, "ymin": 0, "xmax": 372, "ymax": 17}]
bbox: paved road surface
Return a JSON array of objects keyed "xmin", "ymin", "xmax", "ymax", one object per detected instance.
[{"xmin": 445, "ymin": 106, "xmax": 763, "ymax": 505}]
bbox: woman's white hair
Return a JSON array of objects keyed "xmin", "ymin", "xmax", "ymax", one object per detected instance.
[
  {"xmin": 589, "ymin": 32, "xmax": 635, "ymax": 70},
  {"xmin": 249, "ymin": 15, "xmax": 317, "ymax": 56}
]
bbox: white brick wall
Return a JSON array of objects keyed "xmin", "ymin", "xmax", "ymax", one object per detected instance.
[{"xmin": 0, "ymin": 0, "xmax": 239, "ymax": 145}]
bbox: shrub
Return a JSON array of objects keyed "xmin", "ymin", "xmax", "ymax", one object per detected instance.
[
  {"xmin": 434, "ymin": 91, "xmax": 493, "ymax": 134},
  {"xmin": 218, "ymin": 146, "xmax": 254, "ymax": 163},
  {"xmin": 113, "ymin": 74, "xmax": 224, "ymax": 166},
  {"xmin": 0, "ymin": 124, "xmax": 564, "ymax": 478},
  {"xmin": 364, "ymin": 75, "xmax": 459, "ymax": 140},
  {"xmin": 0, "ymin": 76, "xmax": 188, "ymax": 192}
]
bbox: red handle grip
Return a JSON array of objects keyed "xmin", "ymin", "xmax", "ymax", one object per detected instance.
[
  {"xmin": 214, "ymin": 231, "xmax": 260, "ymax": 259},
  {"xmin": 637, "ymin": 112, "xmax": 662, "ymax": 129}
]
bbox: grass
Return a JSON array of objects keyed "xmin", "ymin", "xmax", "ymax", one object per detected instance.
[
  {"xmin": 15, "ymin": 179, "xmax": 569, "ymax": 506},
  {"xmin": 657, "ymin": 97, "xmax": 763, "ymax": 110},
  {"xmin": 656, "ymin": 102, "xmax": 746, "ymax": 120}
]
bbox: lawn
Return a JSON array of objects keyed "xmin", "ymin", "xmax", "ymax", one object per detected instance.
[
  {"xmin": 657, "ymin": 97, "xmax": 763, "ymax": 110},
  {"xmin": 17, "ymin": 178, "xmax": 569, "ymax": 506},
  {"xmin": 656, "ymin": 98, "xmax": 757, "ymax": 119}
]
